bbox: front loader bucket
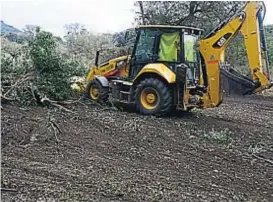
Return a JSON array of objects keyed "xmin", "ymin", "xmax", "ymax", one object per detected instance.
[{"xmin": 220, "ymin": 67, "xmax": 256, "ymax": 96}]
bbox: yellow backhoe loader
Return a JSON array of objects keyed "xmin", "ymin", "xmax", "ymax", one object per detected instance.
[{"xmin": 77, "ymin": 1, "xmax": 272, "ymax": 116}]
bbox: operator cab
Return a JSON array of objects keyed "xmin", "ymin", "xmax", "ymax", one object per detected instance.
[{"xmin": 127, "ymin": 25, "xmax": 204, "ymax": 85}]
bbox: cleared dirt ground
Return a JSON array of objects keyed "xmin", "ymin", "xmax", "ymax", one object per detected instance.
[{"xmin": 1, "ymin": 94, "xmax": 273, "ymax": 201}]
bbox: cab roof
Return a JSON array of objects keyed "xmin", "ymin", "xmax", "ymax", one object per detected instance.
[{"xmin": 136, "ymin": 25, "xmax": 204, "ymax": 34}]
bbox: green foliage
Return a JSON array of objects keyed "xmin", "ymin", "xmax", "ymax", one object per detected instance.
[
  {"xmin": 1, "ymin": 23, "xmax": 124, "ymax": 104},
  {"xmin": 204, "ymin": 128, "xmax": 233, "ymax": 145},
  {"xmin": 1, "ymin": 29, "xmax": 87, "ymax": 104},
  {"xmin": 135, "ymin": 1, "xmax": 245, "ymax": 35},
  {"xmin": 63, "ymin": 23, "xmax": 128, "ymax": 66},
  {"xmin": 28, "ymin": 30, "xmax": 86, "ymax": 100},
  {"xmin": 226, "ymin": 24, "xmax": 273, "ymax": 74},
  {"xmin": 248, "ymin": 142, "xmax": 266, "ymax": 154},
  {"xmin": 1, "ymin": 37, "xmax": 32, "ymax": 80},
  {"xmin": 29, "ymin": 31, "xmax": 60, "ymax": 72}
]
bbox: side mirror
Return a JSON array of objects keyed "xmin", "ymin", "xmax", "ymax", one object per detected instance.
[{"xmin": 95, "ymin": 50, "xmax": 100, "ymax": 66}]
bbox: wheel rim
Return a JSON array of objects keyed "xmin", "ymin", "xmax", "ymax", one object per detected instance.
[
  {"xmin": 90, "ymin": 85, "xmax": 99, "ymax": 100},
  {"xmin": 140, "ymin": 87, "xmax": 159, "ymax": 110}
]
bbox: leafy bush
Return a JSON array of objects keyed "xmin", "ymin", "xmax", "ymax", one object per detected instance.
[
  {"xmin": 28, "ymin": 30, "xmax": 86, "ymax": 100},
  {"xmin": 1, "ymin": 37, "xmax": 33, "ymax": 103},
  {"xmin": 1, "ymin": 29, "xmax": 87, "ymax": 104}
]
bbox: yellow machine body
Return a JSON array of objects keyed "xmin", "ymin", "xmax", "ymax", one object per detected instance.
[
  {"xmin": 199, "ymin": 1, "xmax": 272, "ymax": 108},
  {"xmin": 86, "ymin": 55, "xmax": 130, "ymax": 81},
  {"xmin": 75, "ymin": 1, "xmax": 271, "ymax": 116},
  {"xmin": 134, "ymin": 63, "xmax": 176, "ymax": 84}
]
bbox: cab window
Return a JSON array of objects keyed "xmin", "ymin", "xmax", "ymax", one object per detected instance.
[
  {"xmin": 184, "ymin": 33, "xmax": 197, "ymax": 63},
  {"xmin": 134, "ymin": 29, "xmax": 156, "ymax": 61},
  {"xmin": 184, "ymin": 32, "xmax": 199, "ymax": 82},
  {"xmin": 158, "ymin": 31, "xmax": 180, "ymax": 62}
]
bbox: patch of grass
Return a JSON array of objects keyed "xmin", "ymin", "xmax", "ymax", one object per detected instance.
[
  {"xmin": 248, "ymin": 142, "xmax": 266, "ymax": 154},
  {"xmin": 232, "ymin": 194, "xmax": 245, "ymax": 202},
  {"xmin": 204, "ymin": 128, "xmax": 233, "ymax": 145}
]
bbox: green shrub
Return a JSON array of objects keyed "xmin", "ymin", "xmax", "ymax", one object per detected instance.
[
  {"xmin": 1, "ymin": 30, "xmax": 87, "ymax": 104},
  {"xmin": 204, "ymin": 128, "xmax": 233, "ymax": 145}
]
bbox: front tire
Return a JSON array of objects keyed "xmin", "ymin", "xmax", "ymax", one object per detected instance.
[
  {"xmin": 135, "ymin": 78, "xmax": 173, "ymax": 116},
  {"xmin": 86, "ymin": 80, "xmax": 108, "ymax": 103}
]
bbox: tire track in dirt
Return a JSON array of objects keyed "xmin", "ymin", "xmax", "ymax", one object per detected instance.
[{"xmin": 1, "ymin": 95, "xmax": 273, "ymax": 201}]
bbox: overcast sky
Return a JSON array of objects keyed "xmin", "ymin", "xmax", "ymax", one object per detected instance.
[{"xmin": 1, "ymin": 0, "xmax": 273, "ymax": 37}]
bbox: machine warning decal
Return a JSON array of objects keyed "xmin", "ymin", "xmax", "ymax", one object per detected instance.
[
  {"xmin": 208, "ymin": 55, "xmax": 219, "ymax": 64},
  {"xmin": 213, "ymin": 33, "xmax": 232, "ymax": 48}
]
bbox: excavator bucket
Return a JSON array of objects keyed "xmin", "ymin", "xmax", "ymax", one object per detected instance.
[{"xmin": 220, "ymin": 65, "xmax": 257, "ymax": 96}]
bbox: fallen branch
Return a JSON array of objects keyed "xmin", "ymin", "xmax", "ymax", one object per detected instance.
[
  {"xmin": 50, "ymin": 100, "xmax": 75, "ymax": 105},
  {"xmin": 0, "ymin": 94, "xmax": 14, "ymax": 104},
  {"xmin": 3, "ymin": 73, "xmax": 33, "ymax": 97},
  {"xmin": 1, "ymin": 188, "xmax": 18, "ymax": 192},
  {"xmin": 41, "ymin": 97, "xmax": 78, "ymax": 105},
  {"xmin": 72, "ymin": 97, "xmax": 89, "ymax": 108},
  {"xmin": 30, "ymin": 86, "xmax": 40, "ymax": 104},
  {"xmin": 252, "ymin": 154, "xmax": 273, "ymax": 165},
  {"xmin": 42, "ymin": 97, "xmax": 88, "ymax": 106},
  {"xmin": 51, "ymin": 103, "xmax": 76, "ymax": 114},
  {"xmin": 49, "ymin": 121, "xmax": 61, "ymax": 143},
  {"xmin": 90, "ymin": 107, "xmax": 116, "ymax": 112},
  {"xmin": 41, "ymin": 98, "xmax": 76, "ymax": 114},
  {"xmin": 74, "ymin": 100, "xmax": 88, "ymax": 107}
]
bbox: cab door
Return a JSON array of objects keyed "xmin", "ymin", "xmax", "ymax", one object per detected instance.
[{"xmin": 129, "ymin": 29, "xmax": 158, "ymax": 78}]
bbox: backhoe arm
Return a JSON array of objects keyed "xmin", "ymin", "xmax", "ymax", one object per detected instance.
[
  {"xmin": 240, "ymin": 2, "xmax": 271, "ymax": 92},
  {"xmin": 198, "ymin": 1, "xmax": 272, "ymax": 107}
]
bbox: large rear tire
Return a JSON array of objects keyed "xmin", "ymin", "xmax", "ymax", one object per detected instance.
[
  {"xmin": 86, "ymin": 80, "xmax": 108, "ymax": 103},
  {"xmin": 135, "ymin": 78, "xmax": 173, "ymax": 116}
]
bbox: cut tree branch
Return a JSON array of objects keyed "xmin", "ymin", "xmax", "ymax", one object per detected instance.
[
  {"xmin": 41, "ymin": 97, "xmax": 76, "ymax": 114},
  {"xmin": 252, "ymin": 154, "xmax": 273, "ymax": 165},
  {"xmin": 1, "ymin": 188, "xmax": 18, "ymax": 192},
  {"xmin": 49, "ymin": 120, "xmax": 61, "ymax": 143},
  {"xmin": 3, "ymin": 73, "xmax": 33, "ymax": 97}
]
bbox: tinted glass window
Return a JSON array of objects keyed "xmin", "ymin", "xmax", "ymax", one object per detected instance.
[
  {"xmin": 184, "ymin": 33, "xmax": 197, "ymax": 63},
  {"xmin": 134, "ymin": 29, "xmax": 156, "ymax": 61}
]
